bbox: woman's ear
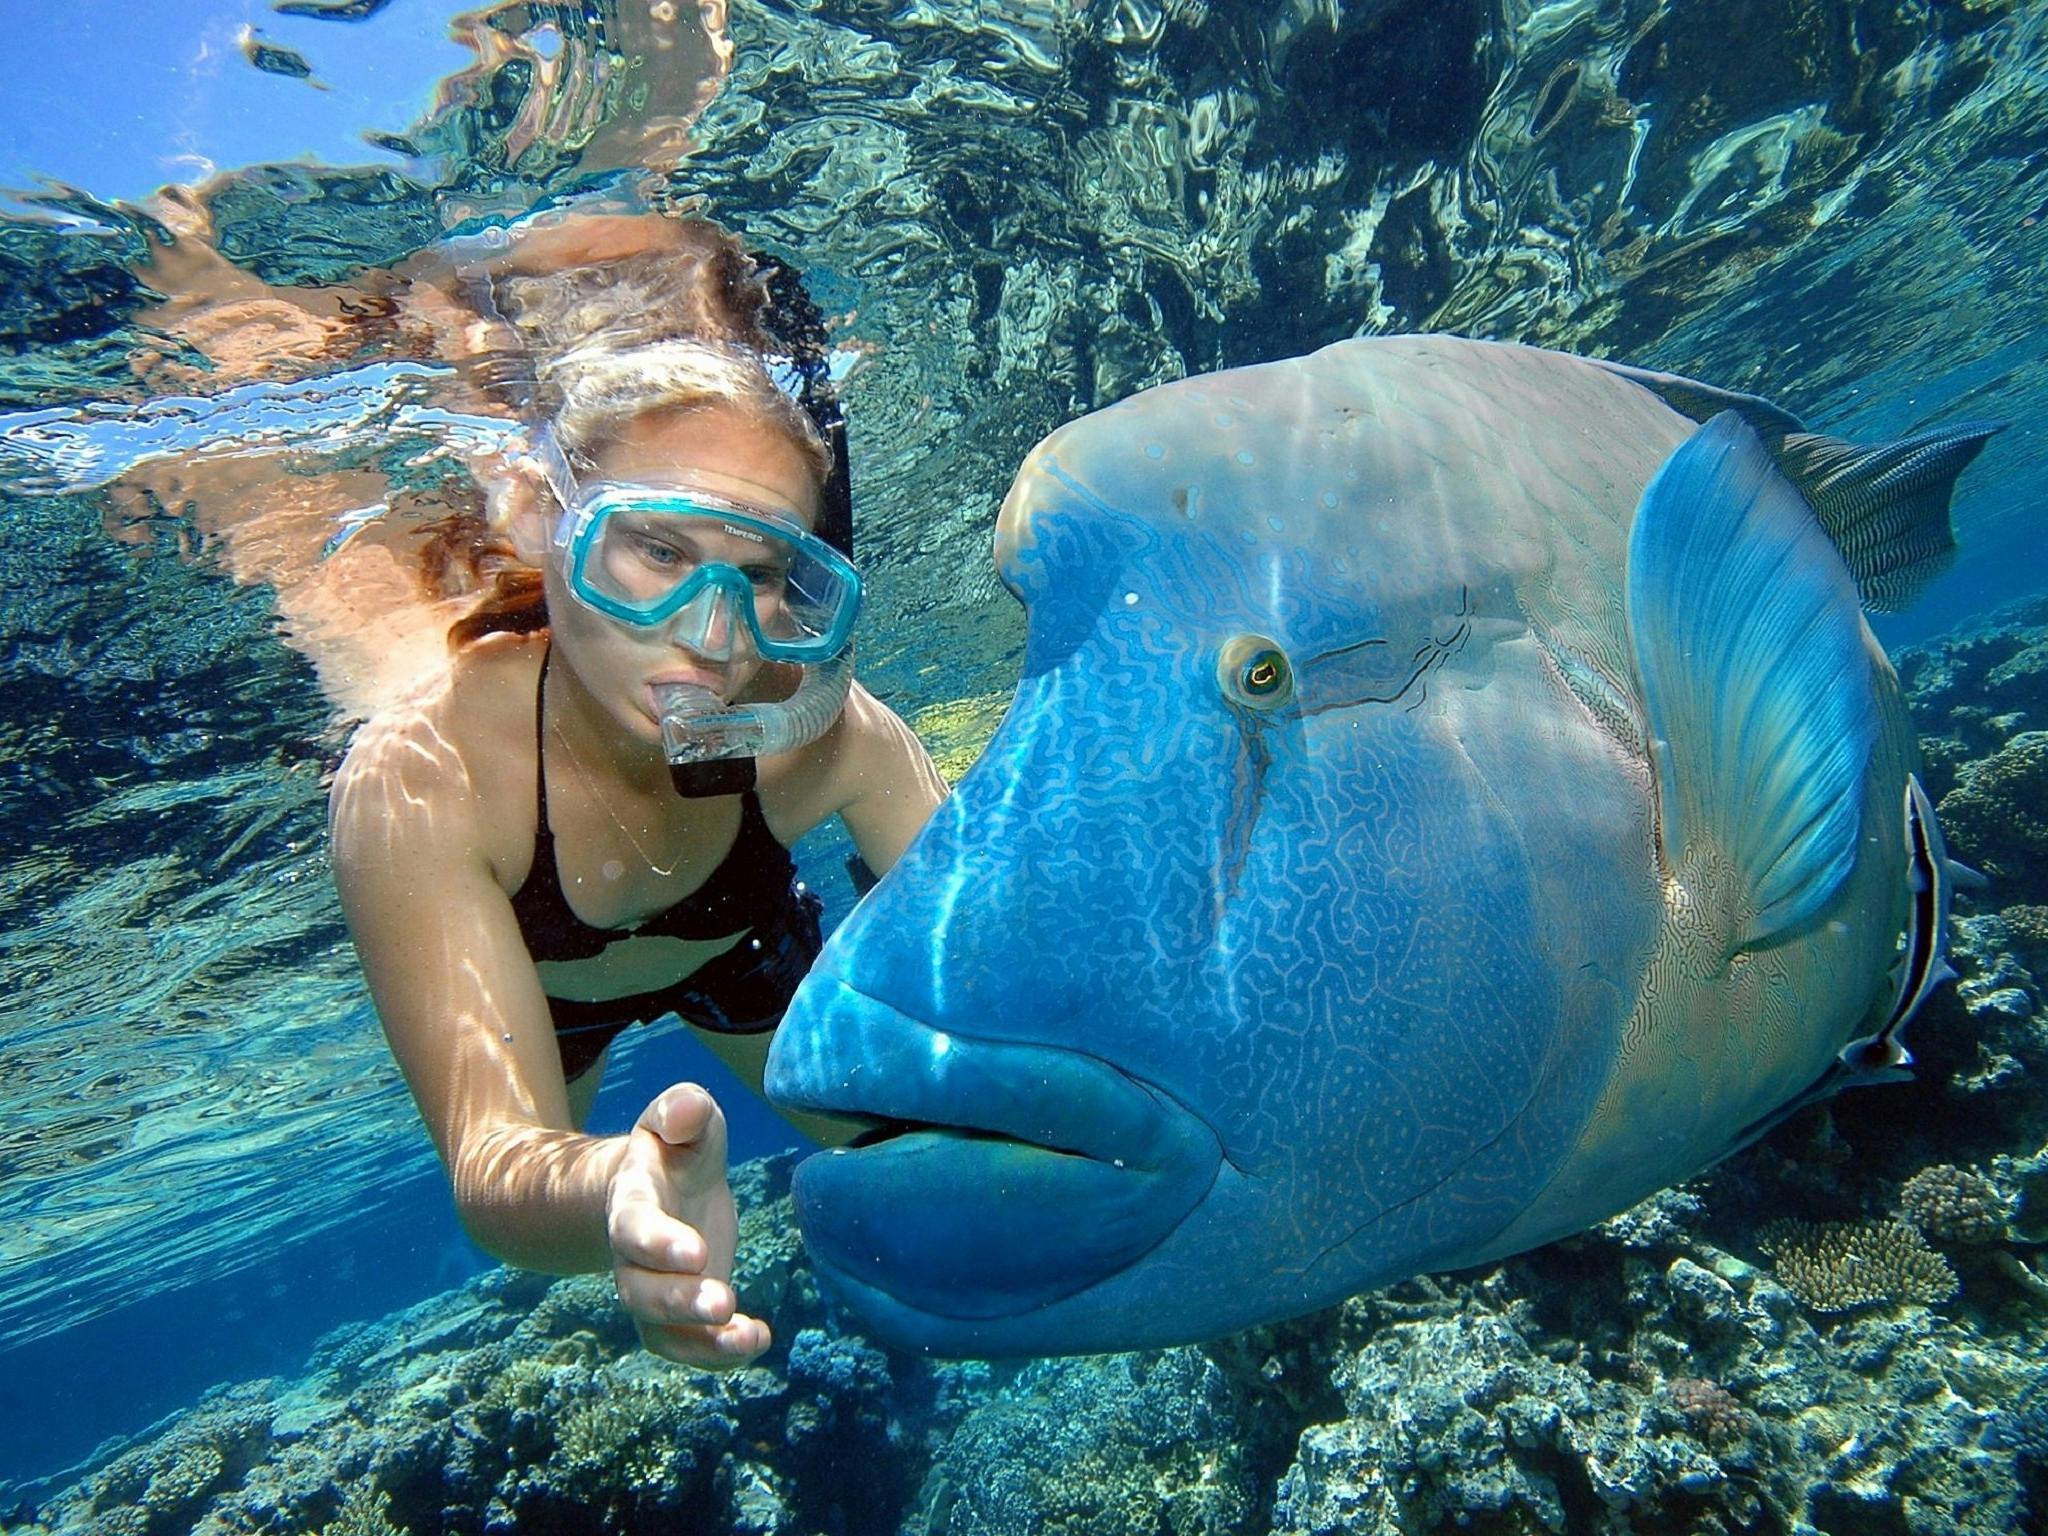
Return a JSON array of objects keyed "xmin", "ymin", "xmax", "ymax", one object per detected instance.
[{"xmin": 484, "ymin": 453, "xmax": 554, "ymax": 564}]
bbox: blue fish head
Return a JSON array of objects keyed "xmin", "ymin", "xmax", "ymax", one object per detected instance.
[{"xmin": 767, "ymin": 359, "xmax": 1598, "ymax": 1354}]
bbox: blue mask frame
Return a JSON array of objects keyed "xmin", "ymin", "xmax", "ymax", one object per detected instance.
[{"xmin": 557, "ymin": 487, "xmax": 863, "ymax": 663}]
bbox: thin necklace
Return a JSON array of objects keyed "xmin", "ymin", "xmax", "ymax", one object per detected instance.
[{"xmin": 544, "ymin": 660, "xmax": 687, "ymax": 879}]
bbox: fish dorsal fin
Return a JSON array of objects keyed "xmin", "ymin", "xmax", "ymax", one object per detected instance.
[
  {"xmin": 1591, "ymin": 356, "xmax": 2002, "ymax": 614},
  {"xmin": 1773, "ymin": 423, "xmax": 2004, "ymax": 612},
  {"xmin": 1588, "ymin": 357, "xmax": 1809, "ymax": 437},
  {"xmin": 1626, "ymin": 412, "xmax": 1878, "ymax": 952}
]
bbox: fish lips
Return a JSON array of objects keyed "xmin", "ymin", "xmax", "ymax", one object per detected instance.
[{"xmin": 766, "ymin": 978, "xmax": 1221, "ymax": 1334}]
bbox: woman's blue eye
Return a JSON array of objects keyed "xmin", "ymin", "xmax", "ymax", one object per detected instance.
[{"xmin": 632, "ymin": 535, "xmax": 685, "ymax": 567}]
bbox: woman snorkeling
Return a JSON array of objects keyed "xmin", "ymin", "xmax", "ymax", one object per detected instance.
[{"xmin": 328, "ymin": 213, "xmax": 945, "ymax": 1367}]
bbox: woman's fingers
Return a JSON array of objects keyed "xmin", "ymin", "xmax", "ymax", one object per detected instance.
[
  {"xmin": 640, "ymin": 1082, "xmax": 725, "ymax": 1163},
  {"xmin": 607, "ymin": 1082, "xmax": 729, "ymax": 1269},
  {"xmin": 615, "ymin": 1260, "xmax": 736, "ymax": 1326},
  {"xmin": 636, "ymin": 1314, "xmax": 773, "ymax": 1370},
  {"xmin": 606, "ymin": 1183, "xmax": 709, "ymax": 1273},
  {"xmin": 615, "ymin": 1254, "xmax": 772, "ymax": 1363},
  {"xmin": 607, "ymin": 1081, "xmax": 762, "ymax": 1369}
]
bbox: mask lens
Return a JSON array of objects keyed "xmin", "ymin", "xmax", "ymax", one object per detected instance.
[
  {"xmin": 594, "ymin": 512, "xmax": 703, "ymax": 606},
  {"xmin": 566, "ymin": 490, "xmax": 859, "ymax": 661}
]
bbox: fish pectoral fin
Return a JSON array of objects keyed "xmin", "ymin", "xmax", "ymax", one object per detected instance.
[
  {"xmin": 1626, "ymin": 412, "xmax": 1878, "ymax": 952},
  {"xmin": 1774, "ymin": 421, "xmax": 2004, "ymax": 613}
]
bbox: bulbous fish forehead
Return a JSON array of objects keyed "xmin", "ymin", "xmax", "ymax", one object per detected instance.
[
  {"xmin": 996, "ymin": 361, "xmax": 1376, "ymax": 572},
  {"xmin": 994, "ymin": 342, "xmax": 1559, "ymax": 619}
]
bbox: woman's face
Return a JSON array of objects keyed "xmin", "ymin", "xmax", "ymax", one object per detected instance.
[{"xmin": 542, "ymin": 401, "xmax": 825, "ymax": 746}]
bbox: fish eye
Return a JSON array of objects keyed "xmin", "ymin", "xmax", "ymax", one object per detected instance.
[{"xmin": 1218, "ymin": 634, "xmax": 1295, "ymax": 711}]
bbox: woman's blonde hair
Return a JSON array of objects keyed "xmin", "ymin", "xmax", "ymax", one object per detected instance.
[{"xmin": 427, "ymin": 219, "xmax": 831, "ymax": 647}]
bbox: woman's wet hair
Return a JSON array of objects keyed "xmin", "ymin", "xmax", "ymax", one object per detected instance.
[{"xmin": 428, "ymin": 218, "xmax": 843, "ymax": 648}]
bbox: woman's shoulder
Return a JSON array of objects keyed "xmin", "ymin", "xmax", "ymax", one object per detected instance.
[
  {"xmin": 767, "ymin": 678, "xmax": 896, "ymax": 778},
  {"xmin": 331, "ymin": 634, "xmax": 546, "ymax": 860},
  {"xmin": 758, "ymin": 678, "xmax": 944, "ymax": 826}
]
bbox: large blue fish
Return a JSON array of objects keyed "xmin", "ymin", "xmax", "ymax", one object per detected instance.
[{"xmin": 767, "ymin": 336, "xmax": 1997, "ymax": 1356}]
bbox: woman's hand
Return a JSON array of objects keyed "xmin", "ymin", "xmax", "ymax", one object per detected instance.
[{"xmin": 606, "ymin": 1083, "xmax": 772, "ymax": 1367}]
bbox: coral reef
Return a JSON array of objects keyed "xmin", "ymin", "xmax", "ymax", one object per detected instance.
[
  {"xmin": 1992, "ymin": 1376, "xmax": 2048, "ymax": 1465},
  {"xmin": 1938, "ymin": 733, "xmax": 2048, "ymax": 903},
  {"xmin": 0, "ymin": 1158, "xmax": 928, "ymax": 1536},
  {"xmin": 1269, "ymin": 1302, "xmax": 1734, "ymax": 1536},
  {"xmin": 912, "ymin": 1349, "xmax": 1275, "ymax": 1536},
  {"xmin": 1898, "ymin": 597, "xmax": 2048, "ymax": 790},
  {"xmin": 1898, "ymin": 597, "xmax": 2048, "ymax": 906},
  {"xmin": 1259, "ymin": 1229, "xmax": 2038, "ymax": 1536}
]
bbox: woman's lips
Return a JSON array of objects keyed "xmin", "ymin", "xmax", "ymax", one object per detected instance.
[
  {"xmin": 645, "ymin": 672, "xmax": 729, "ymax": 717},
  {"xmin": 649, "ymin": 668, "xmax": 727, "ymax": 689}
]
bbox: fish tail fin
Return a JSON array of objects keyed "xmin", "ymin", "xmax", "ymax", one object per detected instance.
[
  {"xmin": 1776, "ymin": 421, "xmax": 2005, "ymax": 612},
  {"xmin": 1627, "ymin": 412, "xmax": 1879, "ymax": 952}
]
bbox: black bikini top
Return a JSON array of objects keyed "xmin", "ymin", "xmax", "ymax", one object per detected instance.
[{"xmin": 509, "ymin": 653, "xmax": 803, "ymax": 963}]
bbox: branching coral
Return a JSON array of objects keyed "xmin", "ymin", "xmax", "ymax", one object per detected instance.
[
  {"xmin": 319, "ymin": 1482, "xmax": 405, "ymax": 1536},
  {"xmin": 1756, "ymin": 1219, "xmax": 1959, "ymax": 1313},
  {"xmin": 552, "ymin": 1385, "xmax": 691, "ymax": 1492}
]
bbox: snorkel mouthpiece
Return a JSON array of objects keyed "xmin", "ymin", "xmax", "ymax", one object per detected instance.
[{"xmin": 655, "ymin": 650, "xmax": 854, "ymax": 798}]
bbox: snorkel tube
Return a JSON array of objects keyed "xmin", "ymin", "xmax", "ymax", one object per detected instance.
[{"xmin": 657, "ymin": 649, "xmax": 854, "ymax": 797}]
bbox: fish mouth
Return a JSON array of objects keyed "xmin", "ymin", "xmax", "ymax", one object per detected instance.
[{"xmin": 765, "ymin": 978, "xmax": 1220, "ymax": 1330}]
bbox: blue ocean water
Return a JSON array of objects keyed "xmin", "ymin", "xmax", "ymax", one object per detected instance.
[{"xmin": 0, "ymin": 0, "xmax": 2044, "ymax": 1529}]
